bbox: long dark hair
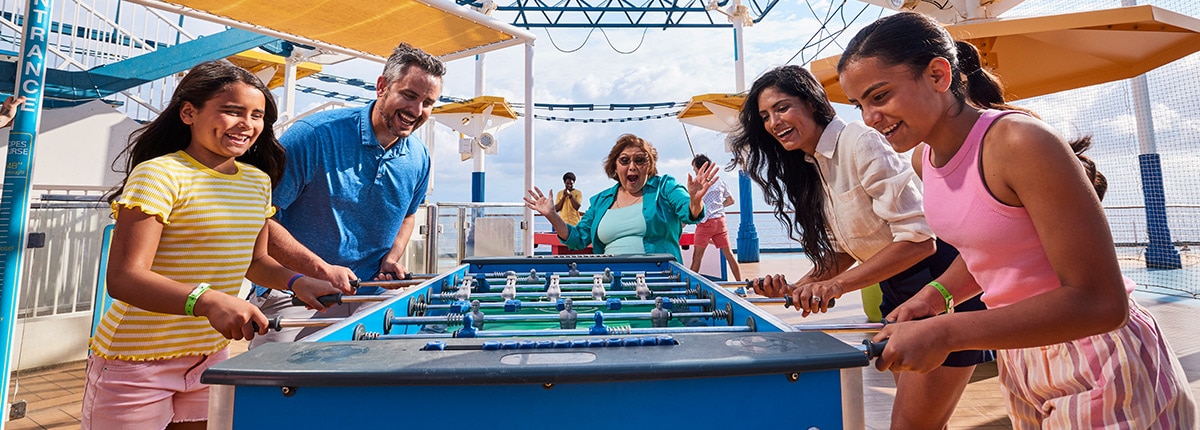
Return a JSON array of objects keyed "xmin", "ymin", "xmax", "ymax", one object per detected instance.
[
  {"xmin": 729, "ymin": 65, "xmax": 840, "ymax": 276},
  {"xmin": 108, "ymin": 60, "xmax": 283, "ymax": 202},
  {"xmin": 837, "ymin": 12, "xmax": 1103, "ymax": 195}
]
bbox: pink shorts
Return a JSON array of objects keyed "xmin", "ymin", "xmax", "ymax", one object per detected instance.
[
  {"xmin": 694, "ymin": 216, "xmax": 731, "ymax": 248},
  {"xmin": 997, "ymin": 299, "xmax": 1195, "ymax": 429},
  {"xmin": 82, "ymin": 347, "xmax": 229, "ymax": 429}
]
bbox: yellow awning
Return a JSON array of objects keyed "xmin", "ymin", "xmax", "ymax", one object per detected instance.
[
  {"xmin": 812, "ymin": 5, "xmax": 1200, "ymax": 103},
  {"xmin": 226, "ymin": 49, "xmax": 322, "ymax": 89},
  {"xmin": 432, "ymin": 96, "xmax": 518, "ymax": 120},
  {"xmin": 431, "ymin": 96, "xmax": 519, "ymax": 137},
  {"xmin": 144, "ymin": 0, "xmax": 533, "ymax": 61},
  {"xmin": 677, "ymin": 93, "xmax": 745, "ymax": 133}
]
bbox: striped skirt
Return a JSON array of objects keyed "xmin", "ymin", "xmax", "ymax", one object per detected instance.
[{"xmin": 997, "ymin": 299, "xmax": 1196, "ymax": 429}]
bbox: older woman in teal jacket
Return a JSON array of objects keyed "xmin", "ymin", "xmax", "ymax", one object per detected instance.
[{"xmin": 525, "ymin": 134, "xmax": 719, "ymax": 261}]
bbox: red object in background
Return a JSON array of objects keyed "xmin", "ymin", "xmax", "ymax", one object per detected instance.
[{"xmin": 534, "ymin": 232, "xmax": 695, "ymax": 255}]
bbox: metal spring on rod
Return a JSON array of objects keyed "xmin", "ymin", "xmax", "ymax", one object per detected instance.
[{"xmin": 607, "ymin": 325, "xmax": 632, "ymax": 335}]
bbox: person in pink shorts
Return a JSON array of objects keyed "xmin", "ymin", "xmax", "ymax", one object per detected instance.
[
  {"xmin": 84, "ymin": 61, "xmax": 341, "ymax": 430},
  {"xmin": 838, "ymin": 11, "xmax": 1195, "ymax": 428},
  {"xmin": 689, "ymin": 154, "xmax": 742, "ymax": 281}
]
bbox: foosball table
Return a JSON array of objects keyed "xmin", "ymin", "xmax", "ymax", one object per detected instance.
[{"xmin": 203, "ymin": 254, "xmax": 880, "ymax": 429}]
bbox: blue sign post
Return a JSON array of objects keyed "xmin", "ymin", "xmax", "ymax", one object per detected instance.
[{"xmin": 1, "ymin": 0, "xmax": 52, "ymax": 422}]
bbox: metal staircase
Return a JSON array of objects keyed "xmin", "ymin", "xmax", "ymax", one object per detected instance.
[{"xmin": 0, "ymin": 0, "xmax": 277, "ymax": 120}]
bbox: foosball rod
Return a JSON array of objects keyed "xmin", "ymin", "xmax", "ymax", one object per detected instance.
[
  {"xmin": 448, "ymin": 281, "xmax": 691, "ymax": 293},
  {"xmin": 291, "ymin": 293, "xmax": 392, "ymax": 307},
  {"xmin": 478, "ymin": 269, "xmax": 674, "ymax": 279},
  {"xmin": 743, "ymin": 295, "xmax": 837, "ymax": 308},
  {"xmin": 364, "ymin": 324, "xmax": 754, "ymax": 340},
  {"xmin": 791, "ymin": 322, "xmax": 885, "ymax": 333},
  {"xmin": 434, "ymin": 289, "xmax": 694, "ymax": 301},
  {"xmin": 476, "ymin": 274, "xmax": 679, "ymax": 285},
  {"xmin": 388, "ymin": 311, "xmax": 722, "ymax": 326},
  {"xmin": 252, "ymin": 316, "xmax": 342, "ymax": 332},
  {"xmin": 422, "ymin": 298, "xmax": 713, "ymax": 311}
]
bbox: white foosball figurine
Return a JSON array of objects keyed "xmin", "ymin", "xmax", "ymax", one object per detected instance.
[
  {"xmin": 546, "ymin": 274, "xmax": 562, "ymax": 303},
  {"xmin": 591, "ymin": 274, "xmax": 606, "ymax": 300},
  {"xmin": 635, "ymin": 273, "xmax": 650, "ymax": 300},
  {"xmin": 454, "ymin": 277, "xmax": 473, "ymax": 301},
  {"xmin": 502, "ymin": 274, "xmax": 518, "ymax": 301}
]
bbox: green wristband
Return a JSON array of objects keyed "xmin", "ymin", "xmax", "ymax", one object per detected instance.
[
  {"xmin": 928, "ymin": 281, "xmax": 955, "ymax": 314},
  {"xmin": 185, "ymin": 283, "xmax": 211, "ymax": 317}
]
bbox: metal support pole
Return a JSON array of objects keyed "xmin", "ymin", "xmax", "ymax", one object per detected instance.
[
  {"xmin": 472, "ymin": 53, "xmax": 486, "ymax": 203},
  {"xmin": 731, "ymin": 0, "xmax": 759, "ymax": 263},
  {"xmin": 1, "ymin": 0, "xmax": 52, "ymax": 424},
  {"xmin": 1122, "ymin": 0, "xmax": 1179, "ymax": 269},
  {"xmin": 522, "ymin": 41, "xmax": 535, "ymax": 257}
]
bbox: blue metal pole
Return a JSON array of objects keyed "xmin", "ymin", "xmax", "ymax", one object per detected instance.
[
  {"xmin": 1125, "ymin": 55, "xmax": 1180, "ymax": 269},
  {"xmin": 735, "ymin": 171, "xmax": 759, "ymax": 262},
  {"xmin": 471, "ymin": 171, "xmax": 485, "ymax": 202},
  {"xmin": 1139, "ymin": 153, "xmax": 1180, "ymax": 269},
  {"xmin": 1, "ymin": 0, "xmax": 52, "ymax": 422}
]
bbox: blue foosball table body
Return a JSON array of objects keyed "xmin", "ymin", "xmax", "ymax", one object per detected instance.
[{"xmin": 203, "ymin": 255, "xmax": 869, "ymax": 429}]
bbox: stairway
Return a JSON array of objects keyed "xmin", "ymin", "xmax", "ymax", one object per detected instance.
[{"xmin": 0, "ymin": 27, "xmax": 275, "ymax": 106}]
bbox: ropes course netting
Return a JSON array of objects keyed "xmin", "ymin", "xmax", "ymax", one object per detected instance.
[{"xmin": 1004, "ymin": 0, "xmax": 1200, "ymax": 298}]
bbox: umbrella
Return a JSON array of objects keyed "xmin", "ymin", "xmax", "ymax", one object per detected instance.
[
  {"xmin": 811, "ymin": 4, "xmax": 1200, "ymax": 104},
  {"xmin": 677, "ymin": 93, "xmax": 746, "ymax": 133},
  {"xmin": 226, "ymin": 49, "xmax": 322, "ymax": 89},
  {"xmin": 431, "ymin": 96, "xmax": 519, "ymax": 157},
  {"xmin": 432, "ymin": 95, "xmax": 519, "ymax": 137}
]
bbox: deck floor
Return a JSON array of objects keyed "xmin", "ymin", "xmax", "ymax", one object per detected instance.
[{"xmin": 6, "ymin": 254, "xmax": 1200, "ymax": 429}]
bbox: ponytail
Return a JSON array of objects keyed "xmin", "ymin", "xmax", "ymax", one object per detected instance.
[{"xmin": 954, "ymin": 40, "xmax": 1029, "ymax": 114}]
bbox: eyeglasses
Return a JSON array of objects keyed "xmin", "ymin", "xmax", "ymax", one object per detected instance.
[{"xmin": 617, "ymin": 155, "xmax": 649, "ymax": 166}]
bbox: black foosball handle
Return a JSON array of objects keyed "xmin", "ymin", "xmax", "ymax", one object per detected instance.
[
  {"xmin": 291, "ymin": 294, "xmax": 343, "ymax": 307},
  {"xmin": 349, "ymin": 272, "xmax": 413, "ymax": 289},
  {"xmin": 861, "ymin": 339, "xmax": 887, "ymax": 359},
  {"xmin": 782, "ymin": 294, "xmax": 836, "ymax": 309},
  {"xmin": 251, "ymin": 316, "xmax": 283, "ymax": 332}
]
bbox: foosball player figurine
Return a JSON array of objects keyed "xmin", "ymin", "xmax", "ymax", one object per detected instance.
[
  {"xmin": 546, "ymin": 275, "xmax": 562, "ymax": 302},
  {"xmin": 635, "ymin": 273, "xmax": 651, "ymax": 300},
  {"xmin": 559, "ymin": 298, "xmax": 578, "ymax": 329},
  {"xmin": 651, "ymin": 297, "xmax": 670, "ymax": 328},
  {"xmin": 502, "ymin": 274, "xmax": 518, "ymax": 301},
  {"xmin": 470, "ymin": 299, "xmax": 485, "ymax": 330},
  {"xmin": 591, "ymin": 274, "xmax": 606, "ymax": 300}
]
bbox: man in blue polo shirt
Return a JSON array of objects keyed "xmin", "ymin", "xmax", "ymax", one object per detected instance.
[{"xmin": 250, "ymin": 42, "xmax": 445, "ymax": 345}]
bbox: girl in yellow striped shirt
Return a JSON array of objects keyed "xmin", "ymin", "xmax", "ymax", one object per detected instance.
[{"xmin": 82, "ymin": 61, "xmax": 343, "ymax": 430}]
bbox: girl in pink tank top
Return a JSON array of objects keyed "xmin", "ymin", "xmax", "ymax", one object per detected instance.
[{"xmin": 837, "ymin": 12, "xmax": 1194, "ymax": 429}]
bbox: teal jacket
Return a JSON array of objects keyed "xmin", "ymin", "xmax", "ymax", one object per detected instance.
[{"xmin": 563, "ymin": 174, "xmax": 703, "ymax": 261}]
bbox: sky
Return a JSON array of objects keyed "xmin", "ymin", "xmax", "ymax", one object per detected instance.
[
  {"xmin": 309, "ymin": 0, "xmax": 888, "ymax": 212},
  {"xmin": 291, "ymin": 0, "xmax": 1200, "ymax": 224}
]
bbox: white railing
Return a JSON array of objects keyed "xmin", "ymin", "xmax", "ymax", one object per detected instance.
[
  {"xmin": 18, "ymin": 185, "xmax": 110, "ymax": 319},
  {"xmin": 0, "ymin": 0, "xmax": 193, "ymax": 120}
]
